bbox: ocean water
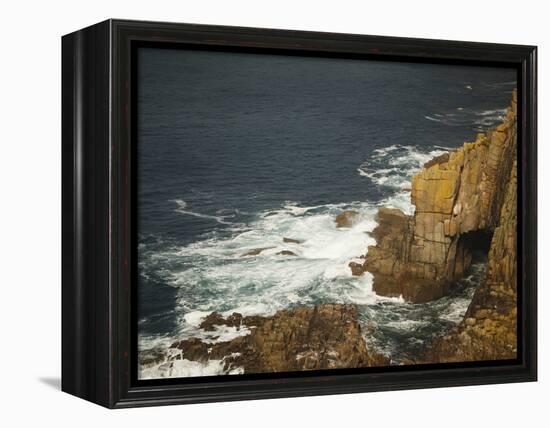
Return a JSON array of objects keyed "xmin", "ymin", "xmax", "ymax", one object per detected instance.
[{"xmin": 136, "ymin": 47, "xmax": 516, "ymax": 379}]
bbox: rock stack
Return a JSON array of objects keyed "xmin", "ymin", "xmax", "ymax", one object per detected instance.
[
  {"xmin": 424, "ymin": 156, "xmax": 518, "ymax": 362},
  {"xmin": 357, "ymin": 90, "xmax": 517, "ymax": 303}
]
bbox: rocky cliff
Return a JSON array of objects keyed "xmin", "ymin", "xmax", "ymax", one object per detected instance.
[
  {"xmin": 357, "ymin": 90, "xmax": 517, "ymax": 303},
  {"xmin": 152, "ymin": 304, "xmax": 388, "ymax": 375},
  {"xmin": 424, "ymin": 157, "xmax": 517, "ymax": 362}
]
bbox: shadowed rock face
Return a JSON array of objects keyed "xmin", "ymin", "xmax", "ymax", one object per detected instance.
[
  {"xmin": 362, "ymin": 90, "xmax": 517, "ymax": 303},
  {"xmin": 171, "ymin": 304, "xmax": 389, "ymax": 374}
]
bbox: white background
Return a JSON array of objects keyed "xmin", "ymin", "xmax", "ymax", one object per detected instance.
[{"xmin": 0, "ymin": 0, "xmax": 546, "ymax": 426}]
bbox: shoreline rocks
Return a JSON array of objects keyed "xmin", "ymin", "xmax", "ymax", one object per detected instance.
[{"xmin": 170, "ymin": 304, "xmax": 389, "ymax": 374}]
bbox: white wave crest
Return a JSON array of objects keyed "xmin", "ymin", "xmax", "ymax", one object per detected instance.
[
  {"xmin": 139, "ymin": 358, "xmax": 243, "ymax": 380},
  {"xmin": 357, "ymin": 144, "xmax": 449, "ymax": 211},
  {"xmin": 172, "ymin": 199, "xmax": 233, "ymax": 224}
]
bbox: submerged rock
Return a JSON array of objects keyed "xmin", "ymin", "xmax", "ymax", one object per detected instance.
[
  {"xmin": 283, "ymin": 237, "xmax": 303, "ymax": 244},
  {"xmin": 363, "ymin": 90, "xmax": 517, "ymax": 303},
  {"xmin": 276, "ymin": 250, "xmax": 297, "ymax": 256},
  {"xmin": 240, "ymin": 247, "xmax": 273, "ymax": 257},
  {"xmin": 335, "ymin": 210, "xmax": 360, "ymax": 228},
  {"xmin": 170, "ymin": 304, "xmax": 389, "ymax": 374}
]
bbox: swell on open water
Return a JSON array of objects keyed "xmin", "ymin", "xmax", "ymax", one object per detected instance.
[{"xmin": 136, "ymin": 48, "xmax": 516, "ymax": 379}]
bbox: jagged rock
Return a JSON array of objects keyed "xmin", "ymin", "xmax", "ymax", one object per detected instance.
[
  {"xmin": 363, "ymin": 91, "xmax": 517, "ymax": 303},
  {"xmin": 349, "ymin": 261, "xmax": 365, "ymax": 276},
  {"xmin": 199, "ymin": 312, "xmax": 226, "ymax": 331},
  {"xmin": 170, "ymin": 304, "xmax": 389, "ymax": 374},
  {"xmin": 139, "ymin": 348, "xmax": 166, "ymax": 367},
  {"xmin": 225, "ymin": 312, "xmax": 244, "ymax": 327},
  {"xmin": 198, "ymin": 311, "xmax": 263, "ymax": 331},
  {"xmin": 277, "ymin": 250, "xmax": 297, "ymax": 256},
  {"xmin": 423, "ymin": 152, "xmax": 450, "ymax": 169},
  {"xmin": 283, "ymin": 237, "xmax": 303, "ymax": 244},
  {"xmin": 335, "ymin": 210, "xmax": 360, "ymax": 228},
  {"xmin": 171, "ymin": 337, "xmax": 209, "ymax": 361}
]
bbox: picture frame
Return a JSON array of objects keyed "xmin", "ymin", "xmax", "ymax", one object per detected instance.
[{"xmin": 61, "ymin": 19, "xmax": 537, "ymax": 408}]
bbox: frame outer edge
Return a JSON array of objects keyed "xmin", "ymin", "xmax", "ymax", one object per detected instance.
[
  {"xmin": 61, "ymin": 29, "xmax": 79, "ymax": 398},
  {"xmin": 65, "ymin": 19, "xmax": 538, "ymax": 408},
  {"xmin": 526, "ymin": 45, "xmax": 537, "ymax": 381},
  {"xmin": 61, "ymin": 20, "xmax": 113, "ymax": 408}
]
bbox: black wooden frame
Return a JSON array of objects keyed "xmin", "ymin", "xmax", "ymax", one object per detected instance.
[{"xmin": 62, "ymin": 19, "xmax": 537, "ymax": 408}]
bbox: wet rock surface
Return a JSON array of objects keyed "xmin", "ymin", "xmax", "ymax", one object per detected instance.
[
  {"xmin": 335, "ymin": 210, "xmax": 360, "ymax": 228},
  {"xmin": 170, "ymin": 304, "xmax": 389, "ymax": 374},
  {"xmin": 283, "ymin": 237, "xmax": 303, "ymax": 244},
  {"xmin": 240, "ymin": 247, "xmax": 274, "ymax": 257},
  {"xmin": 276, "ymin": 250, "xmax": 297, "ymax": 256}
]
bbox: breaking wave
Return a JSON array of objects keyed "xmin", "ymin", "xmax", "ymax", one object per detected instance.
[{"xmin": 357, "ymin": 144, "xmax": 450, "ymax": 213}]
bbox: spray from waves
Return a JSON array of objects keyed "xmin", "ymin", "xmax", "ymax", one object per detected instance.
[
  {"xmin": 157, "ymin": 201, "xmax": 388, "ymax": 315},
  {"xmin": 138, "ymin": 198, "xmax": 403, "ymax": 334},
  {"xmin": 140, "ymin": 355, "xmax": 243, "ymax": 380},
  {"xmin": 138, "ymin": 197, "xmax": 411, "ymax": 377},
  {"xmin": 171, "ymin": 199, "xmax": 235, "ymax": 225},
  {"xmin": 357, "ymin": 144, "xmax": 449, "ymax": 213}
]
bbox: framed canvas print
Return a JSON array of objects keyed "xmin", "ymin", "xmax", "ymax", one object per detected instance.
[{"xmin": 61, "ymin": 19, "xmax": 537, "ymax": 408}]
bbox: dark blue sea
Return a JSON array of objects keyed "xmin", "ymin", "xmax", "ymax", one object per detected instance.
[{"xmin": 136, "ymin": 47, "xmax": 516, "ymax": 378}]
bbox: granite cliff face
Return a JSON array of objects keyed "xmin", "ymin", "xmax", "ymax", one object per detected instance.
[
  {"xmin": 149, "ymin": 304, "xmax": 388, "ymax": 375},
  {"xmin": 358, "ymin": 90, "xmax": 517, "ymax": 303},
  {"xmin": 424, "ymin": 158, "xmax": 517, "ymax": 362}
]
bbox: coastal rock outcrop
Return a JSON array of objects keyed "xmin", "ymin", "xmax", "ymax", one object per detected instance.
[
  {"xmin": 170, "ymin": 304, "xmax": 389, "ymax": 374},
  {"xmin": 361, "ymin": 90, "xmax": 517, "ymax": 303},
  {"xmin": 424, "ymin": 158, "xmax": 518, "ymax": 362}
]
